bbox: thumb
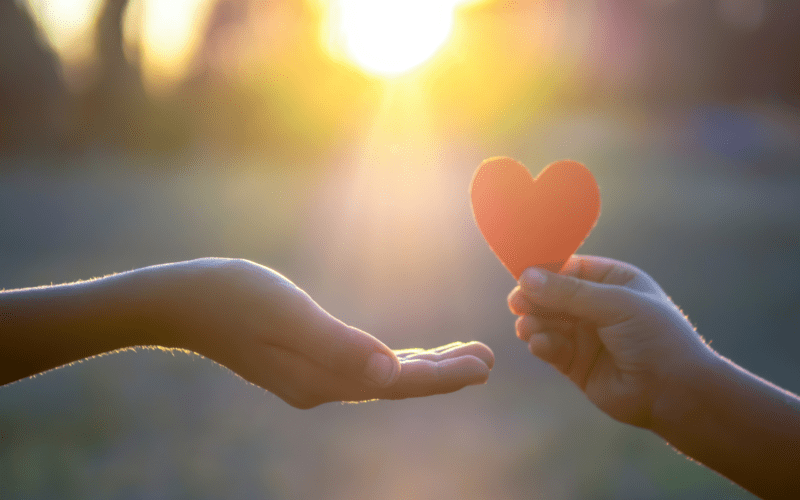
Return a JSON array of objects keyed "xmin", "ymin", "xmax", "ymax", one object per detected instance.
[
  {"xmin": 518, "ymin": 267, "xmax": 637, "ymax": 326},
  {"xmin": 336, "ymin": 323, "xmax": 402, "ymax": 388},
  {"xmin": 292, "ymin": 301, "xmax": 402, "ymax": 388}
]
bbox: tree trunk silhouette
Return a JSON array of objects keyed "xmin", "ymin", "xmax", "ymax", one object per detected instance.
[{"xmin": 0, "ymin": 0, "xmax": 69, "ymax": 153}]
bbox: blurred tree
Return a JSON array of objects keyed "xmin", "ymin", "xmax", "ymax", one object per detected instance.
[
  {"xmin": 2, "ymin": 0, "xmax": 797, "ymax": 159},
  {"xmin": 0, "ymin": 0, "xmax": 70, "ymax": 153},
  {"xmin": 77, "ymin": 0, "xmax": 192, "ymax": 150},
  {"xmin": 97, "ymin": 0, "xmax": 136, "ymax": 86}
]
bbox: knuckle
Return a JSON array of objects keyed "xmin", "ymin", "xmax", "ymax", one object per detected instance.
[
  {"xmin": 605, "ymin": 265, "xmax": 638, "ymax": 285},
  {"xmin": 559, "ymin": 275, "xmax": 584, "ymax": 307}
]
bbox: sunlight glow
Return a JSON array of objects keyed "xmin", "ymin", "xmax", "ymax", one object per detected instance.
[
  {"xmin": 25, "ymin": 0, "xmax": 213, "ymax": 88},
  {"xmin": 25, "ymin": 0, "xmax": 104, "ymax": 61},
  {"xmin": 328, "ymin": 0, "xmax": 467, "ymax": 77},
  {"xmin": 309, "ymin": 82, "xmax": 471, "ymax": 311},
  {"xmin": 139, "ymin": 0, "xmax": 214, "ymax": 89}
]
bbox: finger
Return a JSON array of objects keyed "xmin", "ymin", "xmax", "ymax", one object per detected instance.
[
  {"xmin": 508, "ymin": 286, "xmax": 530, "ymax": 315},
  {"xmin": 397, "ymin": 341, "xmax": 464, "ymax": 355},
  {"xmin": 528, "ymin": 332, "xmax": 575, "ymax": 375},
  {"xmin": 518, "ymin": 267, "xmax": 638, "ymax": 327},
  {"xmin": 528, "ymin": 327, "xmax": 603, "ymax": 392},
  {"xmin": 245, "ymin": 344, "xmax": 492, "ymax": 408},
  {"xmin": 393, "ymin": 348, "xmax": 426, "ymax": 356},
  {"xmin": 275, "ymin": 293, "xmax": 401, "ymax": 388},
  {"xmin": 560, "ymin": 255, "xmax": 627, "ymax": 282},
  {"xmin": 509, "ymin": 286, "xmax": 575, "ymax": 321},
  {"xmin": 395, "ymin": 342, "xmax": 495, "ymax": 369},
  {"xmin": 271, "ymin": 352, "xmax": 493, "ymax": 406},
  {"xmin": 432, "ymin": 341, "xmax": 464, "ymax": 353},
  {"xmin": 563, "ymin": 255, "xmax": 663, "ymax": 294},
  {"xmin": 381, "ymin": 355, "xmax": 490, "ymax": 400},
  {"xmin": 563, "ymin": 320, "xmax": 604, "ymax": 391},
  {"xmin": 515, "ymin": 314, "xmax": 573, "ymax": 342},
  {"xmin": 510, "ymin": 288, "xmax": 571, "ymax": 316}
]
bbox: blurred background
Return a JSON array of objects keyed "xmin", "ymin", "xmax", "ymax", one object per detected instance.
[{"xmin": 1, "ymin": 0, "xmax": 799, "ymax": 497}]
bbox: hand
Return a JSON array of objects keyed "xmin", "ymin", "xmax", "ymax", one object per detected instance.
[
  {"xmin": 507, "ymin": 255, "xmax": 715, "ymax": 428},
  {"xmin": 165, "ymin": 258, "xmax": 494, "ymax": 409}
]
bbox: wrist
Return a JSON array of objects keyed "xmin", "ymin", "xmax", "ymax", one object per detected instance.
[
  {"xmin": 137, "ymin": 258, "xmax": 243, "ymax": 357},
  {"xmin": 649, "ymin": 348, "xmax": 728, "ymax": 437},
  {"xmin": 86, "ymin": 262, "xmax": 203, "ymax": 353},
  {"xmin": 88, "ymin": 265, "xmax": 178, "ymax": 351},
  {"xmin": 120, "ymin": 261, "xmax": 212, "ymax": 353}
]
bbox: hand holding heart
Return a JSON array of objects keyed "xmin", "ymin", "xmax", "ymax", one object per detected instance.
[
  {"xmin": 472, "ymin": 158, "xmax": 800, "ymax": 500},
  {"xmin": 507, "ymin": 256, "xmax": 714, "ymax": 428},
  {"xmin": 470, "ymin": 158, "xmax": 711, "ymax": 427}
]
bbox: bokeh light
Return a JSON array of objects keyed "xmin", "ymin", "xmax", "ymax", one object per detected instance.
[
  {"xmin": 25, "ymin": 0, "xmax": 215, "ymax": 90},
  {"xmin": 24, "ymin": 0, "xmax": 104, "ymax": 62},
  {"xmin": 137, "ymin": 0, "xmax": 215, "ymax": 89}
]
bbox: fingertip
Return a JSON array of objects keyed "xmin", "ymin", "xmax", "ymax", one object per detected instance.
[
  {"xmin": 435, "ymin": 355, "xmax": 490, "ymax": 383},
  {"xmin": 459, "ymin": 341, "xmax": 495, "ymax": 369},
  {"xmin": 507, "ymin": 286, "xmax": 525, "ymax": 314},
  {"xmin": 472, "ymin": 342, "xmax": 495, "ymax": 369},
  {"xmin": 383, "ymin": 355, "xmax": 491, "ymax": 399},
  {"xmin": 457, "ymin": 355, "xmax": 491, "ymax": 385},
  {"xmin": 470, "ymin": 368, "xmax": 491, "ymax": 386},
  {"xmin": 515, "ymin": 315, "xmax": 536, "ymax": 342},
  {"xmin": 519, "ymin": 267, "xmax": 548, "ymax": 292},
  {"xmin": 485, "ymin": 345, "xmax": 495, "ymax": 370}
]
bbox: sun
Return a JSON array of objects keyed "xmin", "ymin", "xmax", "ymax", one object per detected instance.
[{"xmin": 327, "ymin": 0, "xmax": 467, "ymax": 77}]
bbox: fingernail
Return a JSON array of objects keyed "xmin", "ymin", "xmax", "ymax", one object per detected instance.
[
  {"xmin": 520, "ymin": 268, "xmax": 547, "ymax": 290},
  {"xmin": 364, "ymin": 353, "xmax": 398, "ymax": 387}
]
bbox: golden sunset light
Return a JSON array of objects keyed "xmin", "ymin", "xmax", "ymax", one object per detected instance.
[
  {"xmin": 325, "ymin": 0, "xmax": 474, "ymax": 77},
  {"xmin": 25, "ymin": 0, "xmax": 214, "ymax": 88},
  {"xmin": 25, "ymin": 0, "xmax": 104, "ymax": 61},
  {"xmin": 136, "ymin": 0, "xmax": 215, "ymax": 88},
  {"xmin": 27, "ymin": 0, "xmax": 488, "ymax": 85},
  {"xmin": 5, "ymin": 0, "xmax": 800, "ymax": 498}
]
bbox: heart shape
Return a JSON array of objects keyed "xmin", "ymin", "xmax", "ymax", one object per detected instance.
[{"xmin": 470, "ymin": 157, "xmax": 601, "ymax": 279}]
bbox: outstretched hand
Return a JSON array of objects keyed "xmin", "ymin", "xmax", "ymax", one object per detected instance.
[
  {"xmin": 507, "ymin": 255, "xmax": 713, "ymax": 428},
  {"xmin": 170, "ymin": 259, "xmax": 493, "ymax": 409}
]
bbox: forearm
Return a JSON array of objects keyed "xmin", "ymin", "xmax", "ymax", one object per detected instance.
[
  {"xmin": 0, "ymin": 264, "xmax": 185, "ymax": 385},
  {"xmin": 652, "ymin": 353, "xmax": 800, "ymax": 499}
]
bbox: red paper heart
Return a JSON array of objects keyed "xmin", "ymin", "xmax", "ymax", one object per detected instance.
[{"xmin": 470, "ymin": 157, "xmax": 601, "ymax": 279}]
